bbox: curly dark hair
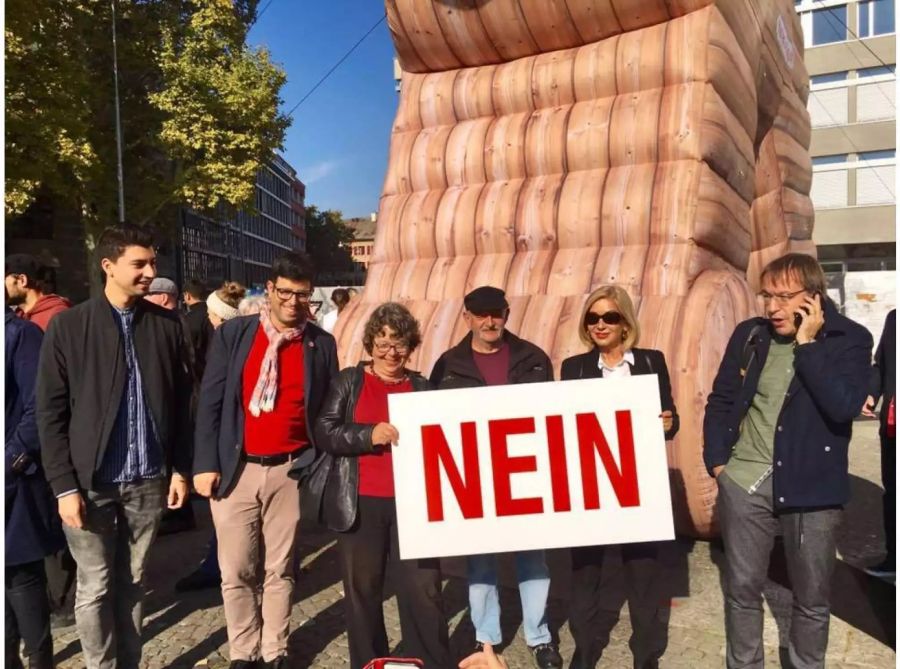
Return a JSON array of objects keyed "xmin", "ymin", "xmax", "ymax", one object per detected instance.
[{"xmin": 362, "ymin": 302, "xmax": 422, "ymax": 355}]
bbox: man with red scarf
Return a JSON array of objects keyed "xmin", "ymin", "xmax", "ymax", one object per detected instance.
[{"xmin": 193, "ymin": 252, "xmax": 338, "ymax": 669}]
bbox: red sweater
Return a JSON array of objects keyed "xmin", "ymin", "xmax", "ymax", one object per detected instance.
[
  {"xmin": 355, "ymin": 372, "xmax": 413, "ymax": 498},
  {"xmin": 242, "ymin": 327, "xmax": 308, "ymax": 455},
  {"xmin": 20, "ymin": 294, "xmax": 71, "ymax": 332}
]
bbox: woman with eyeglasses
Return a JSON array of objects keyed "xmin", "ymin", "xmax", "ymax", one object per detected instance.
[
  {"xmin": 315, "ymin": 302, "xmax": 451, "ymax": 669},
  {"xmin": 560, "ymin": 285, "xmax": 679, "ymax": 669}
]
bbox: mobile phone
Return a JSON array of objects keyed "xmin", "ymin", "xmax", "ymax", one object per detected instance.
[
  {"xmin": 793, "ymin": 291, "xmax": 821, "ymax": 328},
  {"xmin": 11, "ymin": 452, "xmax": 32, "ymax": 473}
]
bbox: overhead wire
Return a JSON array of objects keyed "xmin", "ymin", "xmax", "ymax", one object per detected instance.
[
  {"xmin": 284, "ymin": 12, "xmax": 388, "ymax": 118},
  {"xmin": 810, "ymin": 0, "xmax": 896, "ymax": 77},
  {"xmin": 801, "ymin": 1, "xmax": 896, "ymax": 197}
]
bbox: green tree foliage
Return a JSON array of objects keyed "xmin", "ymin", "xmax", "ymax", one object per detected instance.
[
  {"xmin": 304, "ymin": 206, "xmax": 356, "ymax": 276},
  {"xmin": 5, "ymin": 0, "xmax": 289, "ymax": 238}
]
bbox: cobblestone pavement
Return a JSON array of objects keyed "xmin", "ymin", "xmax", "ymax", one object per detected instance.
[{"xmin": 50, "ymin": 421, "xmax": 895, "ymax": 668}]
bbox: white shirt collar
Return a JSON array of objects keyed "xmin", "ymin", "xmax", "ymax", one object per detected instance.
[{"xmin": 598, "ymin": 349, "xmax": 635, "ymax": 371}]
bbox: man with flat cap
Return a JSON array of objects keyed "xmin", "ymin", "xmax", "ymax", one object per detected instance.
[{"xmin": 430, "ymin": 286, "xmax": 562, "ymax": 669}]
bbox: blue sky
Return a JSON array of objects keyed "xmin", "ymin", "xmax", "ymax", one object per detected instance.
[{"xmin": 249, "ymin": 1, "xmax": 398, "ymax": 219}]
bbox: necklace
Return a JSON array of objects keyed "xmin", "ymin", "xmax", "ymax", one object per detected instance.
[{"xmin": 370, "ymin": 367, "xmax": 408, "ymax": 385}]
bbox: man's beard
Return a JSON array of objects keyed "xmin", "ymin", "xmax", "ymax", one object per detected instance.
[{"xmin": 6, "ymin": 291, "xmax": 26, "ymax": 307}]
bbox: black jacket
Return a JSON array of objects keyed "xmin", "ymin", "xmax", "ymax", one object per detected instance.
[
  {"xmin": 560, "ymin": 347, "xmax": 680, "ymax": 441},
  {"xmin": 869, "ymin": 309, "xmax": 896, "ymax": 436},
  {"xmin": 6, "ymin": 313, "xmax": 64, "ymax": 566},
  {"xmin": 184, "ymin": 302, "xmax": 213, "ymax": 381},
  {"xmin": 311, "ymin": 363, "xmax": 431, "ymax": 532},
  {"xmin": 36, "ymin": 297, "xmax": 194, "ymax": 496},
  {"xmin": 429, "ymin": 331, "xmax": 553, "ymax": 389},
  {"xmin": 703, "ymin": 299, "xmax": 873, "ymax": 509},
  {"xmin": 193, "ymin": 316, "xmax": 338, "ymax": 498}
]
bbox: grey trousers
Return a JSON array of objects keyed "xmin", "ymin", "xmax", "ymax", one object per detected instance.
[
  {"xmin": 62, "ymin": 479, "xmax": 166, "ymax": 669},
  {"xmin": 717, "ymin": 472, "xmax": 842, "ymax": 669}
]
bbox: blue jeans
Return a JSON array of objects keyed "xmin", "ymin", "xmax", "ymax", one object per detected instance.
[{"xmin": 467, "ymin": 550, "xmax": 551, "ymax": 646}]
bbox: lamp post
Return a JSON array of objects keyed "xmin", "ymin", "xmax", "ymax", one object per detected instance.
[{"xmin": 111, "ymin": 0, "xmax": 126, "ymax": 223}]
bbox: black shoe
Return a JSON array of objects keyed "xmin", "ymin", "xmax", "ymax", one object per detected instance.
[
  {"xmin": 261, "ymin": 657, "xmax": 287, "ymax": 669},
  {"xmin": 530, "ymin": 642, "xmax": 563, "ymax": 669},
  {"xmin": 50, "ymin": 610, "xmax": 76, "ymax": 630},
  {"xmin": 228, "ymin": 661, "xmax": 258, "ymax": 669},
  {"xmin": 175, "ymin": 569, "xmax": 221, "ymax": 592},
  {"xmin": 864, "ymin": 557, "xmax": 896, "ymax": 578}
]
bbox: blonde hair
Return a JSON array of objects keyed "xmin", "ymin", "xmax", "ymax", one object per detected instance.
[
  {"xmin": 578, "ymin": 285, "xmax": 640, "ymax": 350},
  {"xmin": 216, "ymin": 281, "xmax": 246, "ymax": 309}
]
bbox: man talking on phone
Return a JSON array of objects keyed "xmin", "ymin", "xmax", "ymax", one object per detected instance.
[{"xmin": 703, "ymin": 253, "xmax": 872, "ymax": 669}]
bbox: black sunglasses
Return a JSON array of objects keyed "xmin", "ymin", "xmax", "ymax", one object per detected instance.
[{"xmin": 584, "ymin": 311, "xmax": 623, "ymax": 327}]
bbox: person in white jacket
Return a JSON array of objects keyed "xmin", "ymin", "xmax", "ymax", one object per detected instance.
[{"xmin": 321, "ymin": 287, "xmax": 350, "ymax": 333}]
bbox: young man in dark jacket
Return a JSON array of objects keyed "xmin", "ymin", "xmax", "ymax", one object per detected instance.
[
  {"xmin": 36, "ymin": 224, "xmax": 193, "ymax": 669},
  {"xmin": 193, "ymin": 252, "xmax": 337, "ymax": 669},
  {"xmin": 6, "ymin": 310, "xmax": 63, "ymax": 669},
  {"xmin": 182, "ymin": 279, "xmax": 213, "ymax": 381},
  {"xmin": 703, "ymin": 253, "xmax": 872, "ymax": 668},
  {"xmin": 862, "ymin": 308, "xmax": 896, "ymax": 577},
  {"xmin": 429, "ymin": 286, "xmax": 562, "ymax": 669}
]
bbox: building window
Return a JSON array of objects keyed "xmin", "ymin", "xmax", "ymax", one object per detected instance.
[
  {"xmin": 810, "ymin": 168, "xmax": 849, "ymax": 208},
  {"xmin": 858, "ymin": 66, "xmax": 895, "ymax": 78},
  {"xmin": 812, "ymin": 5, "xmax": 847, "ymax": 44},
  {"xmin": 858, "ymin": 0, "xmax": 895, "ymax": 38},
  {"xmin": 811, "ymin": 71, "xmax": 849, "ymax": 84},
  {"xmin": 808, "ymin": 85, "xmax": 848, "ymax": 126},
  {"xmin": 856, "ymin": 151, "xmax": 895, "ymax": 205},
  {"xmin": 858, "ymin": 149, "xmax": 896, "ymax": 162},
  {"xmin": 812, "ymin": 154, "xmax": 849, "ymax": 165}
]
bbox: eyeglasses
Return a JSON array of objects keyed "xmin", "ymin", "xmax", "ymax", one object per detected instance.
[
  {"xmin": 758, "ymin": 290, "xmax": 805, "ymax": 304},
  {"xmin": 373, "ymin": 341, "xmax": 410, "ymax": 355},
  {"xmin": 274, "ymin": 287, "xmax": 312, "ymax": 302},
  {"xmin": 584, "ymin": 311, "xmax": 623, "ymax": 327}
]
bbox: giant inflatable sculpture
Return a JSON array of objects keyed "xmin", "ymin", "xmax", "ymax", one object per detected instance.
[{"xmin": 334, "ymin": 0, "xmax": 813, "ymax": 537}]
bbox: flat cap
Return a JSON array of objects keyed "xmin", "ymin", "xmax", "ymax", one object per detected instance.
[
  {"xmin": 464, "ymin": 285, "xmax": 508, "ymax": 313},
  {"xmin": 148, "ymin": 277, "xmax": 178, "ymax": 295}
]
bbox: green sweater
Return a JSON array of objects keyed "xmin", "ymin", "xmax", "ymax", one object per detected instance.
[{"xmin": 725, "ymin": 337, "xmax": 795, "ymax": 492}]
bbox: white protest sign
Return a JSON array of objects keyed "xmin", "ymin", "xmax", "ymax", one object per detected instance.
[{"xmin": 388, "ymin": 375, "xmax": 674, "ymax": 559}]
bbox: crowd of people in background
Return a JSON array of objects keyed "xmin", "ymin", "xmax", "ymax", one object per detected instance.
[{"xmin": 4, "ymin": 224, "xmax": 895, "ymax": 669}]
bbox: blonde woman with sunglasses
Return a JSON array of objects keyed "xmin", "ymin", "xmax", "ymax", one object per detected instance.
[{"xmin": 560, "ymin": 284, "xmax": 679, "ymax": 669}]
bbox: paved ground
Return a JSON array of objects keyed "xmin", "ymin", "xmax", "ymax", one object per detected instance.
[{"xmin": 50, "ymin": 421, "xmax": 895, "ymax": 668}]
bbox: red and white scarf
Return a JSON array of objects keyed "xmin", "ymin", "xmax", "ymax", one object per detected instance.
[{"xmin": 248, "ymin": 302, "xmax": 305, "ymax": 417}]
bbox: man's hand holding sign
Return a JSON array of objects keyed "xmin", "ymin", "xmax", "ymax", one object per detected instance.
[{"xmin": 389, "ymin": 374, "xmax": 674, "ymax": 559}]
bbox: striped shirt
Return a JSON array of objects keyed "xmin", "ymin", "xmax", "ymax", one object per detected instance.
[{"xmin": 96, "ymin": 305, "xmax": 163, "ymax": 484}]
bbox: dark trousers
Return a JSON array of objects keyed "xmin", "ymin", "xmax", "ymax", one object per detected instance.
[
  {"xmin": 5, "ymin": 560, "xmax": 54, "ymax": 669},
  {"xmin": 569, "ymin": 543, "xmax": 668, "ymax": 669},
  {"xmin": 336, "ymin": 495, "xmax": 451, "ymax": 669},
  {"xmin": 44, "ymin": 548, "xmax": 76, "ymax": 614},
  {"xmin": 718, "ymin": 472, "xmax": 842, "ymax": 669},
  {"xmin": 881, "ymin": 434, "xmax": 895, "ymax": 561}
]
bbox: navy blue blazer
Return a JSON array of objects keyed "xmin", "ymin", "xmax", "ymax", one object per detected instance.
[
  {"xmin": 193, "ymin": 316, "xmax": 339, "ymax": 498},
  {"xmin": 6, "ymin": 312, "xmax": 64, "ymax": 565},
  {"xmin": 703, "ymin": 299, "xmax": 873, "ymax": 509}
]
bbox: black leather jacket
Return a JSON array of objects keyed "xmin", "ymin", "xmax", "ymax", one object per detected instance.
[{"xmin": 308, "ymin": 362, "xmax": 431, "ymax": 532}]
